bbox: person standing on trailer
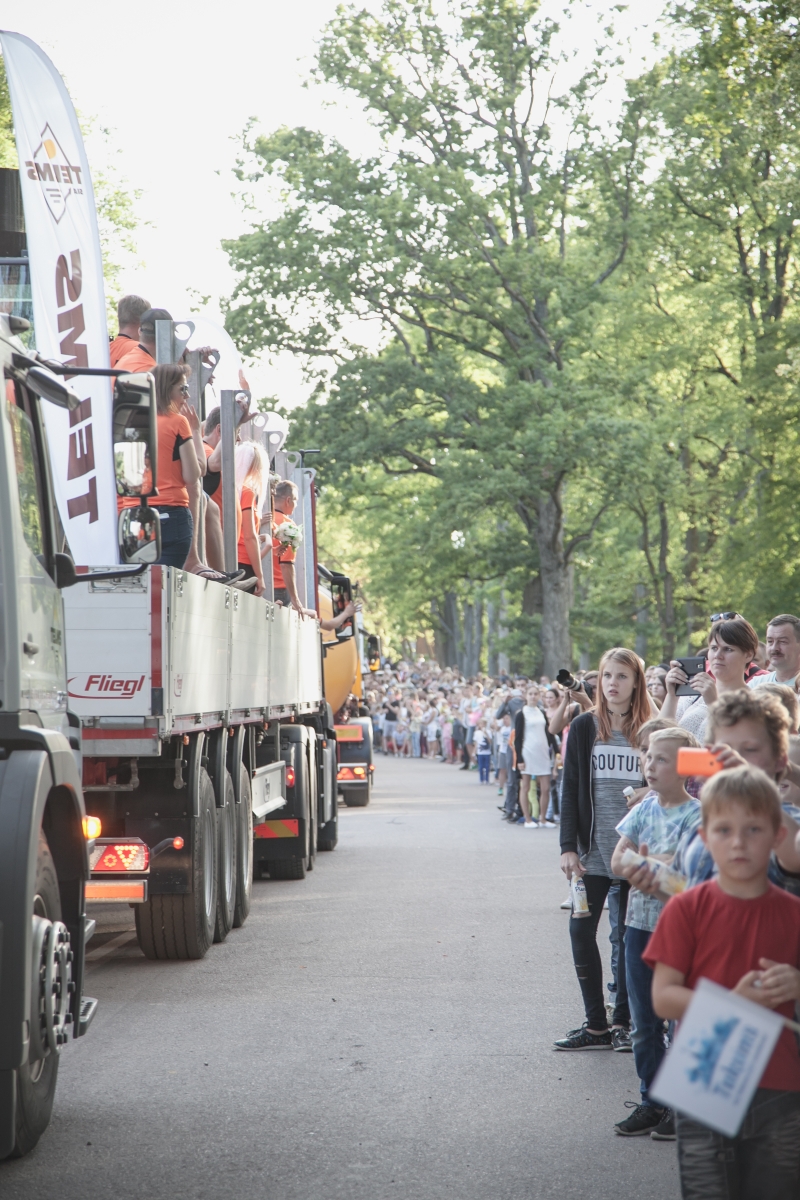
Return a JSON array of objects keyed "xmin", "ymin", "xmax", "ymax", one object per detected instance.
[
  {"xmin": 272, "ymin": 479, "xmax": 314, "ymax": 615},
  {"xmin": 109, "ymin": 294, "xmax": 151, "ymax": 366}
]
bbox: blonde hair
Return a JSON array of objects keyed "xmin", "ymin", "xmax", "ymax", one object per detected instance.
[
  {"xmin": 648, "ymin": 727, "xmax": 700, "ymax": 753},
  {"xmin": 700, "ymin": 765, "xmax": 782, "ymax": 832},
  {"xmin": 239, "ymin": 440, "xmax": 269, "ymax": 497},
  {"xmin": 595, "ymin": 648, "xmax": 651, "ymax": 745},
  {"xmin": 636, "ymin": 716, "xmax": 677, "ymax": 748}
]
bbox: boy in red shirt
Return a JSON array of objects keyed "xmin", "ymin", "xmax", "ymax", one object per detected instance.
[{"xmin": 646, "ymin": 765, "xmax": 800, "ymax": 1199}]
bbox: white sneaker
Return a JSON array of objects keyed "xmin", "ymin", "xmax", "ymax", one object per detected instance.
[
  {"xmin": 560, "ymin": 896, "xmax": 573, "ymax": 909},
  {"xmin": 543, "ymin": 820, "xmax": 557, "ymax": 828},
  {"xmin": 524, "ymin": 821, "xmax": 538, "ymax": 828}
]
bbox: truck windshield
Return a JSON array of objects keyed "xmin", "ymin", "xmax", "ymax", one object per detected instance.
[{"xmin": 7, "ymin": 396, "xmax": 45, "ymax": 560}]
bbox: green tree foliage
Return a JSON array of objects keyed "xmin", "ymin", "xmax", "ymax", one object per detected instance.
[{"xmin": 224, "ymin": 0, "xmax": 800, "ymax": 669}]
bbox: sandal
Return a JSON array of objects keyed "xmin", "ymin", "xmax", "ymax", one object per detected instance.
[{"xmin": 190, "ymin": 565, "xmax": 227, "ymax": 581}]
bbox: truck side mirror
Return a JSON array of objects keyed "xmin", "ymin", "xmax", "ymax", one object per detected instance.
[
  {"xmin": 118, "ymin": 505, "xmax": 161, "ymax": 565},
  {"xmin": 366, "ymin": 634, "xmax": 382, "ymax": 672},
  {"xmin": 330, "ymin": 575, "xmax": 354, "ymax": 641},
  {"xmin": 112, "ymin": 372, "xmax": 157, "ymax": 499}
]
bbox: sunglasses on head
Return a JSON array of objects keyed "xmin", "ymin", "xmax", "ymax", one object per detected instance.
[{"xmin": 710, "ymin": 611, "xmax": 739, "ymax": 624}]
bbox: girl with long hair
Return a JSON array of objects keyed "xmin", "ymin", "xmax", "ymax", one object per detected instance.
[
  {"xmin": 149, "ymin": 363, "xmax": 207, "ymax": 569},
  {"xmin": 555, "ymin": 648, "xmax": 650, "ymax": 1051}
]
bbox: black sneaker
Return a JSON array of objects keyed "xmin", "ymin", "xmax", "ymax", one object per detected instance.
[
  {"xmin": 614, "ymin": 1102, "xmax": 665, "ymax": 1137},
  {"xmin": 554, "ymin": 1023, "xmax": 612, "ymax": 1051},
  {"xmin": 611, "ymin": 1027, "xmax": 633, "ymax": 1052},
  {"xmin": 650, "ymin": 1109, "xmax": 676, "ymax": 1141}
]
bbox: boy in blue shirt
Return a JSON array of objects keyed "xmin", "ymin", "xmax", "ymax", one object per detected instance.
[{"xmin": 610, "ymin": 726, "xmax": 701, "ymax": 1138}]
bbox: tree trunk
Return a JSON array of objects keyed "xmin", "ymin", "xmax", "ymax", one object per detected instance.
[
  {"xmin": 487, "ymin": 599, "xmax": 498, "ymax": 677},
  {"xmin": 435, "ymin": 591, "xmax": 459, "ymax": 667},
  {"xmin": 658, "ymin": 500, "xmax": 676, "ymax": 660},
  {"xmin": 537, "ymin": 488, "xmax": 573, "ymax": 677},
  {"xmin": 497, "ymin": 588, "xmax": 510, "ymax": 676},
  {"xmin": 634, "ymin": 583, "xmax": 648, "ymax": 661}
]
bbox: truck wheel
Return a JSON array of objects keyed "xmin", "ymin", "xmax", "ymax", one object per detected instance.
[
  {"xmin": 213, "ymin": 769, "xmax": 236, "ymax": 943},
  {"xmin": 12, "ymin": 835, "xmax": 63, "ymax": 1159},
  {"xmin": 233, "ymin": 762, "xmax": 253, "ymax": 928},
  {"xmin": 135, "ymin": 770, "xmax": 218, "ymax": 960},
  {"xmin": 341, "ymin": 787, "xmax": 370, "ymax": 808},
  {"xmin": 317, "ymin": 815, "xmax": 338, "ymax": 852},
  {"xmin": 267, "ymin": 857, "xmax": 306, "ymax": 881}
]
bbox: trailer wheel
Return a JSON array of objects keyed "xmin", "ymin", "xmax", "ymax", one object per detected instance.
[
  {"xmin": 341, "ymin": 787, "xmax": 370, "ymax": 808},
  {"xmin": 135, "ymin": 769, "xmax": 218, "ymax": 960},
  {"xmin": 12, "ymin": 835, "xmax": 62, "ymax": 1159},
  {"xmin": 267, "ymin": 857, "xmax": 306, "ymax": 881},
  {"xmin": 213, "ymin": 769, "xmax": 236, "ymax": 943},
  {"xmin": 233, "ymin": 762, "xmax": 253, "ymax": 928},
  {"xmin": 317, "ymin": 809, "xmax": 338, "ymax": 852}
]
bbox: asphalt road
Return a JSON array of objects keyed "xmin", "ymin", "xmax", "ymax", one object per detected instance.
[{"xmin": 3, "ymin": 755, "xmax": 680, "ymax": 1200}]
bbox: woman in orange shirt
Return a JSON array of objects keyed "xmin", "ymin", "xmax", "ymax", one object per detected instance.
[
  {"xmin": 151, "ymin": 363, "xmax": 205, "ymax": 567},
  {"xmin": 236, "ymin": 442, "xmax": 270, "ymax": 595}
]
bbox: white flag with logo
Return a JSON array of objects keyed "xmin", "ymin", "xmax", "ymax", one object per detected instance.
[
  {"xmin": 651, "ymin": 977, "xmax": 784, "ymax": 1137},
  {"xmin": 0, "ymin": 31, "xmax": 118, "ymax": 565}
]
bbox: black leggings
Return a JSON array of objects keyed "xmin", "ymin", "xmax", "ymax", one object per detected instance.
[{"xmin": 569, "ymin": 874, "xmax": 630, "ymax": 1030}]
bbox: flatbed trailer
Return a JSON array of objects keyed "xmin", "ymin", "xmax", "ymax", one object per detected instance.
[{"xmin": 64, "ymin": 566, "xmax": 339, "ymax": 957}]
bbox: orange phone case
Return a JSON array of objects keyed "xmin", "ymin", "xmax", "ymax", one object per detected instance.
[{"xmin": 677, "ymin": 747, "xmax": 722, "ymax": 778}]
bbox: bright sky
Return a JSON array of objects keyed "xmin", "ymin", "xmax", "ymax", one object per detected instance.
[{"xmin": 13, "ymin": 0, "xmax": 668, "ymax": 405}]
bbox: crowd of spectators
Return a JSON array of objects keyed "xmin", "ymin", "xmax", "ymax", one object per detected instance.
[{"xmin": 364, "ymin": 613, "xmax": 800, "ymax": 1198}]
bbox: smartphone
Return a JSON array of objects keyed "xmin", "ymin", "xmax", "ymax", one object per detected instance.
[
  {"xmin": 675, "ymin": 655, "xmax": 707, "ymax": 697},
  {"xmin": 677, "ymin": 747, "xmax": 722, "ymax": 778}
]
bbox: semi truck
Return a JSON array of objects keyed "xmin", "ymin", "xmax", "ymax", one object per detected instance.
[{"xmin": 0, "ymin": 313, "xmax": 160, "ymax": 1159}]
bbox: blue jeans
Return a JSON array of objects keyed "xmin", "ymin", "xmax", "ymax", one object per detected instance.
[
  {"xmin": 154, "ymin": 505, "xmax": 193, "ymax": 568},
  {"xmin": 608, "ymin": 883, "xmax": 620, "ymax": 997},
  {"xmin": 477, "ymin": 752, "xmax": 491, "ymax": 782},
  {"xmin": 411, "ymin": 732, "xmax": 421, "ymax": 757},
  {"xmin": 624, "ymin": 925, "xmax": 665, "ymax": 1105}
]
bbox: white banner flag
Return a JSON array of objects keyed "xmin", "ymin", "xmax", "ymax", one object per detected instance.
[
  {"xmin": 651, "ymin": 977, "xmax": 784, "ymax": 1137},
  {"xmin": 0, "ymin": 31, "xmax": 118, "ymax": 565}
]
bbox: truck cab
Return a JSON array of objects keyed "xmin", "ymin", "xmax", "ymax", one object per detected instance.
[{"xmin": 0, "ymin": 314, "xmax": 159, "ymax": 1159}]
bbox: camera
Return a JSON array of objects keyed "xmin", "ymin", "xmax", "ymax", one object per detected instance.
[{"xmin": 556, "ymin": 669, "xmax": 581, "ymax": 691}]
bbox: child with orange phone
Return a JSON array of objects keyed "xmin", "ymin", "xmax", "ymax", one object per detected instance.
[{"xmin": 676, "ymin": 746, "xmax": 723, "ymax": 778}]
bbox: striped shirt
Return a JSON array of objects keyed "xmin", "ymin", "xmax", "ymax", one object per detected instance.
[{"xmin": 582, "ymin": 729, "xmax": 642, "ymax": 879}]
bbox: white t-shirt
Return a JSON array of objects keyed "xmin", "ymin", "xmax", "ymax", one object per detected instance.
[{"xmin": 748, "ymin": 671, "xmax": 797, "ymax": 689}]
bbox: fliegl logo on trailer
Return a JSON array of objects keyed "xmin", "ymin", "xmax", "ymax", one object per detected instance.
[
  {"xmin": 68, "ymin": 675, "xmax": 146, "ymax": 699},
  {"xmin": 25, "ymin": 123, "xmax": 84, "ymax": 224}
]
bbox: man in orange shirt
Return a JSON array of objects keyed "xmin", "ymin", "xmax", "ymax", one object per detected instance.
[
  {"xmin": 115, "ymin": 307, "xmax": 172, "ymax": 374},
  {"xmin": 109, "ymin": 294, "xmax": 151, "ymax": 367},
  {"xmin": 272, "ymin": 480, "xmax": 315, "ymax": 615}
]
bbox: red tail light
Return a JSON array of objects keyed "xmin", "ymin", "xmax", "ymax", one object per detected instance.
[
  {"xmin": 285, "ymin": 766, "xmax": 296, "ymax": 787},
  {"xmin": 337, "ymin": 766, "xmax": 355, "ymax": 781},
  {"xmin": 90, "ymin": 841, "xmax": 149, "ymax": 873}
]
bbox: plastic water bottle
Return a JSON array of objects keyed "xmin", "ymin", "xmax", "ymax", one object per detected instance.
[{"xmin": 570, "ymin": 873, "xmax": 590, "ymax": 917}]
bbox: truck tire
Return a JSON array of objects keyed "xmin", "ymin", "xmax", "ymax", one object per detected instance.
[
  {"xmin": 233, "ymin": 761, "xmax": 252, "ymax": 928},
  {"xmin": 135, "ymin": 769, "xmax": 218, "ymax": 960},
  {"xmin": 267, "ymin": 857, "xmax": 306, "ymax": 881},
  {"xmin": 213, "ymin": 769, "xmax": 236, "ymax": 943},
  {"xmin": 12, "ymin": 834, "xmax": 62, "ymax": 1159},
  {"xmin": 317, "ymin": 812, "xmax": 338, "ymax": 852},
  {"xmin": 341, "ymin": 787, "xmax": 370, "ymax": 808}
]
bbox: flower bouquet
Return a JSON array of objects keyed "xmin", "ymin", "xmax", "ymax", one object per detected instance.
[{"xmin": 274, "ymin": 519, "xmax": 303, "ymax": 554}]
